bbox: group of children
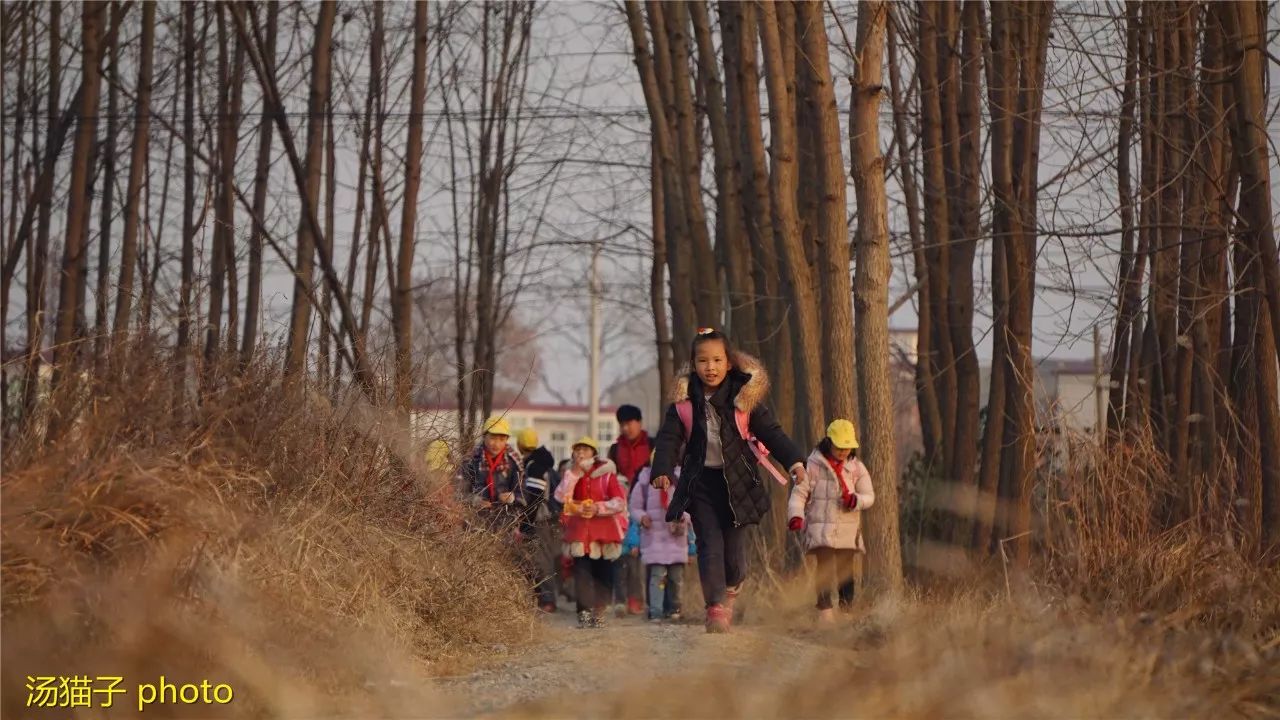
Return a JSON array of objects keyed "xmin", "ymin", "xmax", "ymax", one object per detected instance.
[{"xmin": 459, "ymin": 326, "xmax": 875, "ymax": 633}]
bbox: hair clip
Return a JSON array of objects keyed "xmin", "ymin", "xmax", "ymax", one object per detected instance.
[{"xmin": 696, "ymin": 327, "xmax": 716, "ymax": 335}]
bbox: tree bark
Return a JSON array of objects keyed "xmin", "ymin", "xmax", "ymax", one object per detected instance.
[
  {"xmin": 25, "ymin": 1, "xmax": 60, "ymax": 412},
  {"xmin": 394, "ymin": 0, "xmax": 428, "ymax": 413},
  {"xmin": 916, "ymin": 0, "xmax": 957, "ymax": 470},
  {"xmin": 945, "ymin": 0, "xmax": 983, "ymax": 544},
  {"xmin": 665, "ymin": 0, "xmax": 721, "ymax": 327},
  {"xmin": 111, "ymin": 0, "xmax": 155, "ymax": 362},
  {"xmin": 176, "ymin": 1, "xmax": 197, "ymax": 397},
  {"xmin": 691, "ymin": 0, "xmax": 755, "ymax": 348},
  {"xmin": 93, "ymin": 4, "xmax": 120, "ymax": 377},
  {"xmin": 887, "ymin": 13, "xmax": 943, "ymax": 467},
  {"xmin": 1107, "ymin": 0, "xmax": 1141, "ymax": 435},
  {"xmin": 851, "ymin": 0, "xmax": 903, "ymax": 594},
  {"xmin": 53, "ymin": 1, "xmax": 106, "ymax": 391},
  {"xmin": 1220, "ymin": 0, "xmax": 1280, "ymax": 552},
  {"xmin": 241, "ymin": 0, "xmax": 278, "ymax": 365},
  {"xmin": 284, "ymin": 0, "xmax": 337, "ymax": 382},
  {"xmin": 758, "ymin": 0, "xmax": 824, "ymax": 445},
  {"xmin": 732, "ymin": 0, "xmax": 793, "ymax": 429},
  {"xmin": 796, "ymin": 0, "xmax": 856, "ymax": 427}
]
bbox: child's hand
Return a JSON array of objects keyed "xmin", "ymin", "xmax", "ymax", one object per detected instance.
[
  {"xmin": 499, "ymin": 491, "xmax": 515, "ymax": 504},
  {"xmin": 580, "ymin": 503, "xmax": 597, "ymax": 519},
  {"xmin": 630, "ymin": 548, "xmax": 639, "ymax": 557},
  {"xmin": 640, "ymin": 515, "xmax": 652, "ymax": 529},
  {"xmin": 788, "ymin": 517, "xmax": 805, "ymax": 532},
  {"xmin": 651, "ymin": 475, "xmax": 671, "ymax": 490},
  {"xmin": 791, "ymin": 466, "xmax": 808, "ymax": 486},
  {"xmin": 842, "ymin": 489, "xmax": 857, "ymax": 510}
]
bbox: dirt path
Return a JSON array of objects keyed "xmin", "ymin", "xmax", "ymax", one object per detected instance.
[{"xmin": 428, "ymin": 605, "xmax": 863, "ymax": 718}]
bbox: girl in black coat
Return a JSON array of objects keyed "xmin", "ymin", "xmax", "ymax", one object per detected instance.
[{"xmin": 650, "ymin": 329, "xmax": 807, "ymax": 633}]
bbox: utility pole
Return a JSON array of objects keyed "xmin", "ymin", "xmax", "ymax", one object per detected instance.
[
  {"xmin": 588, "ymin": 245, "xmax": 602, "ymax": 442},
  {"xmin": 1094, "ymin": 324, "xmax": 1104, "ymax": 444}
]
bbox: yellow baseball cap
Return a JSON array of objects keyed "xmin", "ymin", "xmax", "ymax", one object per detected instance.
[
  {"xmin": 483, "ymin": 415, "xmax": 511, "ymax": 437},
  {"xmin": 826, "ymin": 419, "xmax": 859, "ymax": 449},
  {"xmin": 517, "ymin": 427, "xmax": 539, "ymax": 450},
  {"xmin": 425, "ymin": 440, "xmax": 451, "ymax": 470},
  {"xmin": 572, "ymin": 436, "xmax": 599, "ymax": 453}
]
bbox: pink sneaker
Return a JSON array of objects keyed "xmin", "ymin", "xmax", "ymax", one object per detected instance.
[
  {"xmin": 725, "ymin": 584, "xmax": 742, "ymax": 618},
  {"xmin": 705, "ymin": 604, "xmax": 731, "ymax": 634}
]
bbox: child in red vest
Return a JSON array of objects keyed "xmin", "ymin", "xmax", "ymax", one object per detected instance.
[
  {"xmin": 555, "ymin": 437, "xmax": 628, "ymax": 628},
  {"xmin": 651, "ymin": 328, "xmax": 807, "ymax": 633}
]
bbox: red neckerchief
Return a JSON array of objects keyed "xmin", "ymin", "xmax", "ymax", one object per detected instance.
[
  {"xmin": 825, "ymin": 454, "xmax": 845, "ymax": 481},
  {"xmin": 484, "ymin": 450, "xmax": 507, "ymax": 501}
]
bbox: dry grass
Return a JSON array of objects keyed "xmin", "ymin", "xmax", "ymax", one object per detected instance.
[
  {"xmin": 2, "ymin": 349, "xmax": 534, "ymax": 718},
  {"xmin": 3, "ymin": 349, "xmax": 1277, "ymax": 718}
]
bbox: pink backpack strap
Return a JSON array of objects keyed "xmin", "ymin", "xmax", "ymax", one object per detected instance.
[
  {"xmin": 735, "ymin": 409, "xmax": 790, "ymax": 486},
  {"xmin": 676, "ymin": 400, "xmax": 693, "ymax": 440}
]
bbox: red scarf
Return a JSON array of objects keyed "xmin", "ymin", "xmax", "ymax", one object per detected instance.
[
  {"xmin": 825, "ymin": 455, "xmax": 845, "ymax": 481},
  {"xmin": 484, "ymin": 450, "xmax": 507, "ymax": 501},
  {"xmin": 826, "ymin": 453, "xmax": 855, "ymax": 508}
]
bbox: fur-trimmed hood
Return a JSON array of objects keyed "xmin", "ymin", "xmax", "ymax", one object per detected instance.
[{"xmin": 670, "ymin": 351, "xmax": 770, "ymax": 414}]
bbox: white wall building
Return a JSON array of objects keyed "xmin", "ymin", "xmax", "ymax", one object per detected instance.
[{"xmin": 412, "ymin": 401, "xmax": 620, "ymax": 462}]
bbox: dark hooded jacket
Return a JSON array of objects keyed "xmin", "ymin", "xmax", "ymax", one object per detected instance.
[{"xmin": 651, "ymin": 353, "xmax": 804, "ymax": 526}]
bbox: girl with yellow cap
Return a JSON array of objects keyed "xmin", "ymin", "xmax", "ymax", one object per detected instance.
[
  {"xmin": 787, "ymin": 419, "xmax": 876, "ymax": 622},
  {"xmin": 554, "ymin": 437, "xmax": 629, "ymax": 629}
]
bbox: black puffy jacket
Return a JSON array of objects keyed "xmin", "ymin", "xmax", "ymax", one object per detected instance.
[{"xmin": 651, "ymin": 353, "xmax": 804, "ymax": 526}]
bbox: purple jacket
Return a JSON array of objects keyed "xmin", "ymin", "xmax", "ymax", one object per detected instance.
[{"xmin": 629, "ymin": 467, "xmax": 692, "ymax": 566}]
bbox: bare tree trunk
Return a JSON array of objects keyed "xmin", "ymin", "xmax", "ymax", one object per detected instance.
[
  {"xmin": 945, "ymin": 0, "xmax": 983, "ymax": 544},
  {"xmin": 1220, "ymin": 0, "xmax": 1280, "ymax": 552},
  {"xmin": 362, "ymin": 3, "xmax": 386, "ymax": 357},
  {"xmin": 851, "ymin": 0, "xmax": 902, "ymax": 594},
  {"xmin": 93, "ymin": 4, "xmax": 120, "ymax": 378},
  {"xmin": 394, "ymin": 0, "xmax": 428, "ymax": 413},
  {"xmin": 53, "ymin": 1, "xmax": 106, "ymax": 392},
  {"xmin": 283, "ymin": 0, "xmax": 337, "ymax": 382},
  {"xmin": 241, "ymin": 0, "xmax": 278, "ymax": 364},
  {"xmin": 758, "ymin": 0, "xmax": 824, "ymax": 445},
  {"xmin": 176, "ymin": 1, "xmax": 197, "ymax": 397},
  {"xmin": 205, "ymin": 5, "xmax": 242, "ymax": 370},
  {"xmin": 732, "ymin": 1, "xmax": 792, "ymax": 429},
  {"xmin": 691, "ymin": 0, "xmax": 755, "ymax": 347},
  {"xmin": 887, "ymin": 13, "xmax": 943, "ymax": 468},
  {"xmin": 988, "ymin": 0, "xmax": 1052, "ymax": 567},
  {"xmin": 917, "ymin": 0, "xmax": 957, "ymax": 469},
  {"xmin": 1107, "ymin": 0, "xmax": 1141, "ymax": 435},
  {"xmin": 111, "ymin": 1, "xmax": 155, "ymax": 363},
  {"xmin": 643, "ymin": 1, "xmax": 697, "ymax": 351},
  {"xmin": 796, "ymin": 0, "xmax": 856, "ymax": 427},
  {"xmin": 318, "ymin": 90, "xmax": 335, "ymax": 388},
  {"xmin": 651, "ymin": 137, "xmax": 675, "ymax": 402},
  {"xmin": 24, "ymin": 1, "xmax": 59, "ymax": 412},
  {"xmin": 666, "ymin": 1, "xmax": 720, "ymax": 326}
]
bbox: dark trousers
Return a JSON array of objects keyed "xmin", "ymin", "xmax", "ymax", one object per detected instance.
[
  {"xmin": 532, "ymin": 522, "xmax": 559, "ymax": 606},
  {"xmin": 613, "ymin": 553, "xmax": 644, "ymax": 605},
  {"xmin": 573, "ymin": 556, "xmax": 614, "ymax": 613},
  {"xmin": 811, "ymin": 547, "xmax": 857, "ymax": 610},
  {"xmin": 689, "ymin": 468, "xmax": 748, "ymax": 607}
]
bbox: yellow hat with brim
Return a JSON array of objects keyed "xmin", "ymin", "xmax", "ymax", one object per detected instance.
[
  {"xmin": 572, "ymin": 436, "xmax": 599, "ymax": 453},
  {"xmin": 826, "ymin": 419, "xmax": 859, "ymax": 450},
  {"xmin": 483, "ymin": 416, "xmax": 511, "ymax": 437},
  {"xmin": 517, "ymin": 427, "xmax": 539, "ymax": 450}
]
